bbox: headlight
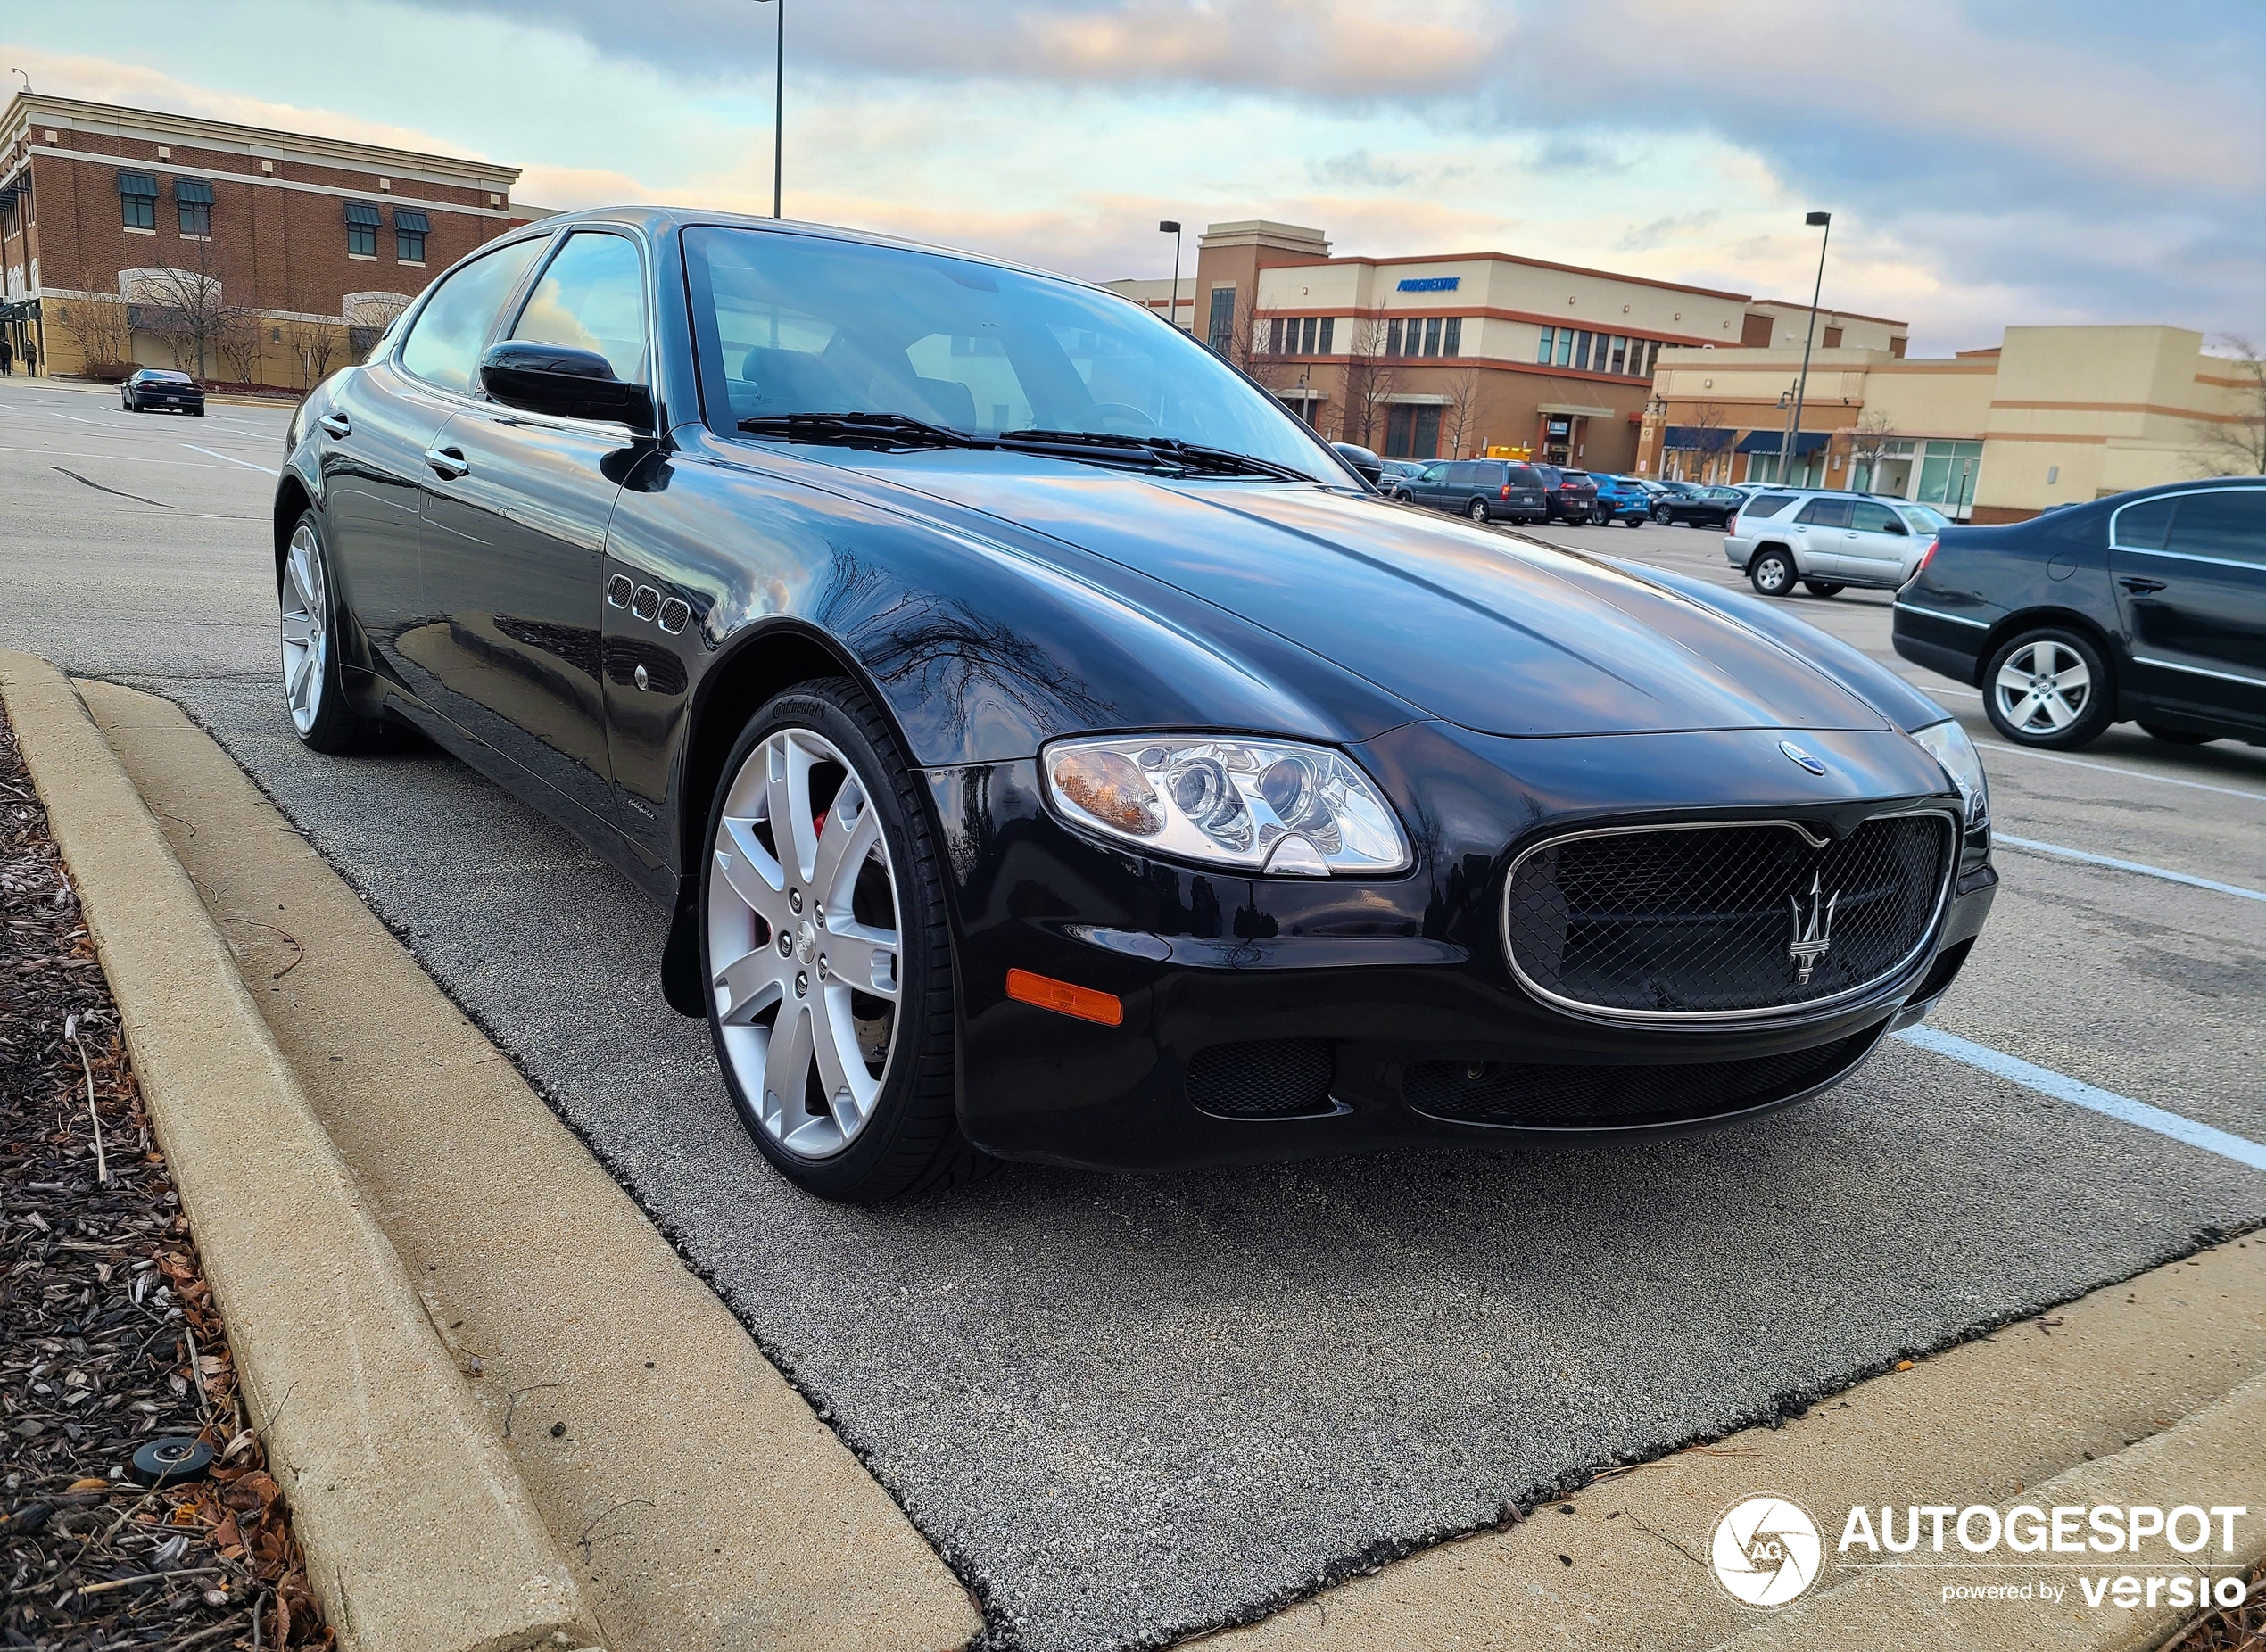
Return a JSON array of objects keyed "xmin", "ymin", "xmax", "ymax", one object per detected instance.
[
  {"xmin": 1911, "ymin": 717, "xmax": 1989, "ymax": 829},
  {"xmin": 1042, "ymin": 734, "xmax": 1411, "ymax": 876}
]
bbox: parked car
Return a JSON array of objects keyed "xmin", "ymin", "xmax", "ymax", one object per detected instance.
[
  {"xmin": 1398, "ymin": 458, "xmax": 1549, "ymax": 523},
  {"xmin": 1588, "ymin": 475, "xmax": 1654, "ymax": 527},
  {"xmin": 1532, "ymin": 464, "xmax": 1600, "ymax": 523},
  {"xmin": 1377, "ymin": 458, "xmax": 1427, "ymax": 500},
  {"xmin": 1894, "ymin": 477, "xmax": 2265, "ymax": 749},
  {"xmin": 1654, "ymin": 484, "xmax": 1746, "ymax": 528},
  {"xmin": 1725, "ymin": 491, "xmax": 1950, "ymax": 599},
  {"xmin": 275, "ymin": 204, "xmax": 1995, "ymax": 1199},
  {"xmin": 120, "ymin": 368, "xmax": 205, "ymax": 416}
]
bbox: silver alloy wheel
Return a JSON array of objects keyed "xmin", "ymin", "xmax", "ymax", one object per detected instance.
[
  {"xmin": 707, "ymin": 727, "xmax": 902, "ymax": 1160},
  {"xmin": 1468, "ymin": 499, "xmax": 1488, "ymax": 522},
  {"xmin": 1751, "ymin": 553, "xmax": 1791, "ymax": 594},
  {"xmin": 1994, "ymin": 639, "xmax": 2092, "ymax": 734},
  {"xmin": 279, "ymin": 523, "xmax": 327, "ymax": 735}
]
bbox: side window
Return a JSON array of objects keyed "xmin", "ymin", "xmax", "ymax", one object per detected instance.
[
  {"xmin": 509, "ymin": 231, "xmax": 649, "ymax": 385},
  {"xmin": 1796, "ymin": 498, "xmax": 1854, "ymax": 528},
  {"xmin": 400, "ymin": 237, "xmax": 546, "ymax": 394},
  {"xmin": 2163, "ymin": 490, "xmax": 2266, "ymax": 565},
  {"xmin": 1418, "ymin": 463, "xmax": 1448, "ymax": 483},
  {"xmin": 1851, "ymin": 501, "xmax": 1905, "ymax": 534},
  {"xmin": 1446, "ymin": 462, "xmax": 1478, "ymax": 487},
  {"xmin": 2112, "ymin": 497, "xmax": 2175, "ymax": 550}
]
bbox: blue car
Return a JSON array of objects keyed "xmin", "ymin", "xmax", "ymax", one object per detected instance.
[{"xmin": 1586, "ymin": 475, "xmax": 1653, "ymax": 527}]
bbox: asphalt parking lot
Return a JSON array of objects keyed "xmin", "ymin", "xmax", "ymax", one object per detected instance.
[{"xmin": 4, "ymin": 374, "xmax": 2262, "ymax": 1651}]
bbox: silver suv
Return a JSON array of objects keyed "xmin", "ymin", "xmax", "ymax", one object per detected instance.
[{"xmin": 1723, "ymin": 491, "xmax": 1950, "ymax": 599}]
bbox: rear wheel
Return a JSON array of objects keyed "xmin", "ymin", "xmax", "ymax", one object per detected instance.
[
  {"xmin": 1748, "ymin": 549, "xmax": 1796, "ymax": 598},
  {"xmin": 280, "ymin": 513, "xmax": 385, "ymax": 753},
  {"xmin": 1984, "ymin": 629, "xmax": 2115, "ymax": 749},
  {"xmin": 701, "ymin": 680, "xmax": 979, "ymax": 1202},
  {"xmin": 1803, "ymin": 581, "xmax": 1845, "ymax": 597},
  {"xmin": 1468, "ymin": 498, "xmax": 1491, "ymax": 524},
  {"xmin": 2139, "ymin": 723, "xmax": 2216, "ymax": 746}
]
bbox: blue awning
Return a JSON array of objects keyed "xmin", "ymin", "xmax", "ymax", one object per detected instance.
[
  {"xmin": 117, "ymin": 170, "xmax": 159, "ymax": 196},
  {"xmin": 174, "ymin": 178, "xmax": 213, "ymax": 204},
  {"xmin": 393, "ymin": 208, "xmax": 429, "ymax": 232},
  {"xmin": 343, "ymin": 201, "xmax": 382, "ymax": 226},
  {"xmin": 1734, "ymin": 428, "xmax": 1831, "ymax": 456},
  {"xmin": 1662, "ymin": 425, "xmax": 1734, "ymax": 450}
]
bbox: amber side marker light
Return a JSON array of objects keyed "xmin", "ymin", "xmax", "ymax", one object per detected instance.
[{"xmin": 1005, "ymin": 968, "xmax": 1123, "ymax": 1026}]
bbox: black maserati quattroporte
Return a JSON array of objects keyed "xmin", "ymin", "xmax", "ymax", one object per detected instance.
[{"xmin": 274, "ymin": 207, "xmax": 1997, "ymax": 1200}]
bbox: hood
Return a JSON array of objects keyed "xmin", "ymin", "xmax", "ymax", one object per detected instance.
[{"xmin": 867, "ymin": 458, "xmax": 1892, "ymax": 739}]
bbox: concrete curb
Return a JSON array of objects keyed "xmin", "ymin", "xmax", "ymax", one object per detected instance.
[
  {"xmin": 1726, "ymin": 1369, "xmax": 2266, "ymax": 1650},
  {"xmin": 0, "ymin": 652, "xmax": 599, "ymax": 1652}
]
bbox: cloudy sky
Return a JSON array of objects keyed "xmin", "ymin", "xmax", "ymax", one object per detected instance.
[{"xmin": 9, "ymin": 0, "xmax": 2262, "ymax": 355}]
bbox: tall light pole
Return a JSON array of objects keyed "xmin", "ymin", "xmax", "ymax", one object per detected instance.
[
  {"xmin": 1777, "ymin": 211, "xmax": 1831, "ymax": 485},
  {"xmin": 1159, "ymin": 220, "xmax": 1183, "ymax": 331},
  {"xmin": 756, "ymin": 0, "xmax": 783, "ymax": 218}
]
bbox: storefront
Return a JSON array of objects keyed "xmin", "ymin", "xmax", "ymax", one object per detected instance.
[{"xmin": 1735, "ymin": 430, "xmax": 1828, "ymax": 488}]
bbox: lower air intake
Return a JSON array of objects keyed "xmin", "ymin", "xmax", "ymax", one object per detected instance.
[{"xmin": 1187, "ymin": 1040, "xmax": 1336, "ymax": 1119}]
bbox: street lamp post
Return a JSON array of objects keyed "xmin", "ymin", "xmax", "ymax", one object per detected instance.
[
  {"xmin": 755, "ymin": 0, "xmax": 783, "ymax": 218},
  {"xmin": 1777, "ymin": 211, "xmax": 1831, "ymax": 486},
  {"xmin": 1159, "ymin": 220, "xmax": 1184, "ymax": 332}
]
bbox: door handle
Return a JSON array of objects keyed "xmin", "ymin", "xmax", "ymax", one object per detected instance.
[
  {"xmin": 318, "ymin": 413, "xmax": 351, "ymax": 439},
  {"xmin": 2118, "ymin": 576, "xmax": 2166, "ymax": 595},
  {"xmin": 424, "ymin": 446, "xmax": 470, "ymax": 481}
]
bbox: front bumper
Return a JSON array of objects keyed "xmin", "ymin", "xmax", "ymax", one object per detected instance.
[{"xmin": 928, "ymin": 721, "xmax": 1996, "ymax": 1171}]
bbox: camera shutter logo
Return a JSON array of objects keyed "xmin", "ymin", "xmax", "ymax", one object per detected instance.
[{"xmin": 1711, "ymin": 1496, "xmax": 1823, "ymax": 1607}]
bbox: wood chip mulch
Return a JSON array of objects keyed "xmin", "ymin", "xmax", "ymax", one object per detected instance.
[
  {"xmin": 2, "ymin": 703, "xmax": 331, "ymax": 1649},
  {"xmin": 2161, "ymin": 1555, "xmax": 2264, "ymax": 1651}
]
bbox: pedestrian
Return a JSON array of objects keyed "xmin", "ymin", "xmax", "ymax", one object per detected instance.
[
  {"xmin": 19, "ymin": 337, "xmax": 32, "ymax": 377},
  {"xmin": 0, "ymin": 335, "xmax": 13, "ymax": 377}
]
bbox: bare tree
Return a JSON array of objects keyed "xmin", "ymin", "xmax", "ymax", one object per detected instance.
[
  {"xmin": 1683, "ymin": 400, "xmax": 1733, "ymax": 483},
  {"xmin": 131, "ymin": 239, "xmax": 245, "ymax": 381},
  {"xmin": 54, "ymin": 270, "xmax": 135, "ymax": 378},
  {"xmin": 216, "ymin": 313, "xmax": 268, "ymax": 388},
  {"xmin": 2188, "ymin": 335, "xmax": 2266, "ymax": 476},
  {"xmin": 1845, "ymin": 407, "xmax": 1898, "ymax": 492},
  {"xmin": 282, "ymin": 304, "xmax": 343, "ymax": 390},
  {"xmin": 1335, "ymin": 318, "xmax": 1396, "ymax": 449},
  {"xmin": 1441, "ymin": 363, "xmax": 1486, "ymax": 458},
  {"xmin": 344, "ymin": 292, "xmax": 411, "ymax": 359}
]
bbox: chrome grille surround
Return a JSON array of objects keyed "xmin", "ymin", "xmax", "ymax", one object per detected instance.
[{"xmin": 1500, "ymin": 808, "xmax": 1959, "ymax": 1025}]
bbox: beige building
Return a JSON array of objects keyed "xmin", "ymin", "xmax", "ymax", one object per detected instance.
[
  {"xmin": 1642, "ymin": 325, "xmax": 2257, "ymax": 522},
  {"xmin": 1108, "ymin": 220, "xmax": 1908, "ymax": 473}
]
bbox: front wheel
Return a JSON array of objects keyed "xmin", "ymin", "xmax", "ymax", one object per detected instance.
[
  {"xmin": 1984, "ymin": 629, "xmax": 2115, "ymax": 749},
  {"xmin": 1653, "ymin": 507, "xmax": 1671, "ymax": 525},
  {"xmin": 701, "ymin": 680, "xmax": 980, "ymax": 1202},
  {"xmin": 1468, "ymin": 499, "xmax": 1491, "ymax": 524},
  {"xmin": 1748, "ymin": 549, "xmax": 1796, "ymax": 598},
  {"xmin": 1589, "ymin": 504, "xmax": 1609, "ymax": 525}
]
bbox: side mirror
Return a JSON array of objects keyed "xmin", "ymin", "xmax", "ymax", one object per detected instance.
[
  {"xmin": 479, "ymin": 341, "xmax": 655, "ymax": 433},
  {"xmin": 1883, "ymin": 518, "xmax": 1908, "ymax": 535},
  {"xmin": 1331, "ymin": 442, "xmax": 1383, "ymax": 487}
]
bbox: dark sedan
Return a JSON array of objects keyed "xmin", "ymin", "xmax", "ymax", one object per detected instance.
[
  {"xmin": 121, "ymin": 368, "xmax": 205, "ymax": 415},
  {"xmin": 1655, "ymin": 484, "xmax": 1746, "ymax": 528},
  {"xmin": 274, "ymin": 206, "xmax": 1997, "ymax": 1200},
  {"xmin": 1894, "ymin": 477, "xmax": 2265, "ymax": 749}
]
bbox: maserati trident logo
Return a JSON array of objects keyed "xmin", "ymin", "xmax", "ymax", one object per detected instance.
[{"xmin": 1788, "ymin": 871, "xmax": 1838, "ymax": 985}]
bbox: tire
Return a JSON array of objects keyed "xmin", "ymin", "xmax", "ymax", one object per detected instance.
[
  {"xmin": 1748, "ymin": 549, "xmax": 1797, "ymax": 598},
  {"xmin": 192, "ymin": 406, "xmax": 205, "ymax": 417},
  {"xmin": 279, "ymin": 511, "xmax": 385, "ymax": 754},
  {"xmin": 1468, "ymin": 498, "xmax": 1491, "ymax": 524},
  {"xmin": 1653, "ymin": 507, "xmax": 1670, "ymax": 525},
  {"xmin": 1803, "ymin": 581, "xmax": 1845, "ymax": 597},
  {"xmin": 2139, "ymin": 723, "xmax": 2216, "ymax": 746},
  {"xmin": 1589, "ymin": 504, "xmax": 1609, "ymax": 526},
  {"xmin": 699, "ymin": 679, "xmax": 980, "ymax": 1202},
  {"xmin": 1983, "ymin": 628, "xmax": 2116, "ymax": 749}
]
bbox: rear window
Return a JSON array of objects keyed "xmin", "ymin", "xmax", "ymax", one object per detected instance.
[
  {"xmin": 1559, "ymin": 470, "xmax": 1591, "ymax": 484},
  {"xmin": 1506, "ymin": 465, "xmax": 1539, "ymax": 485},
  {"xmin": 1741, "ymin": 492, "xmax": 1797, "ymax": 519}
]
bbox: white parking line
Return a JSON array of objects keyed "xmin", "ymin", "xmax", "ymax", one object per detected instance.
[
  {"xmin": 48, "ymin": 410, "xmax": 100, "ymax": 425},
  {"xmin": 1976, "ymin": 740, "xmax": 2266, "ymax": 805},
  {"xmin": 1895, "ymin": 1025, "xmax": 2266, "ymax": 1172},
  {"xmin": 1991, "ymin": 833, "xmax": 2266, "ymax": 903},
  {"xmin": 180, "ymin": 442, "xmax": 278, "ymax": 476}
]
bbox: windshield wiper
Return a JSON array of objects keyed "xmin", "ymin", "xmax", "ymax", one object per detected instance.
[
  {"xmin": 997, "ymin": 429, "xmax": 1310, "ymax": 482},
  {"xmin": 737, "ymin": 411, "xmax": 986, "ymax": 450}
]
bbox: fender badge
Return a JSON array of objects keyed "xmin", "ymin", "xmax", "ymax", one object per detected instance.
[{"xmin": 1779, "ymin": 740, "xmax": 1828, "ymax": 776}]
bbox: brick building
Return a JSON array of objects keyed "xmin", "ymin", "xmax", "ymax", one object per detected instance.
[
  {"xmin": 0, "ymin": 92, "xmax": 522, "ymax": 387},
  {"xmin": 1109, "ymin": 221, "xmax": 1907, "ymax": 474}
]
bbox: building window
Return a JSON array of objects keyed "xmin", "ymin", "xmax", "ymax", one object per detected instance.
[
  {"xmin": 1386, "ymin": 318, "xmax": 1403, "ymax": 357},
  {"xmin": 1443, "ymin": 317, "xmax": 1460, "ymax": 358},
  {"xmin": 175, "ymin": 178, "xmax": 213, "ymax": 237},
  {"xmin": 1316, "ymin": 317, "xmax": 1333, "ymax": 354},
  {"xmin": 1643, "ymin": 340, "xmax": 1661, "ymax": 377},
  {"xmin": 1574, "ymin": 331, "xmax": 1592, "ymax": 371},
  {"xmin": 394, "ymin": 208, "xmax": 429, "ymax": 263},
  {"xmin": 1423, "ymin": 317, "xmax": 1442, "ymax": 357},
  {"xmin": 1609, "ymin": 335, "xmax": 1627, "ymax": 375},
  {"xmin": 1537, "ymin": 326, "xmax": 1555, "ymax": 364},
  {"xmin": 345, "ymin": 200, "xmax": 381, "ymax": 258},
  {"xmin": 1556, "ymin": 329, "xmax": 1573, "ymax": 367},
  {"xmin": 1296, "ymin": 316, "xmax": 1314, "ymax": 354},
  {"xmin": 117, "ymin": 170, "xmax": 158, "ymax": 230},
  {"xmin": 1207, "ymin": 286, "xmax": 1236, "ymax": 353}
]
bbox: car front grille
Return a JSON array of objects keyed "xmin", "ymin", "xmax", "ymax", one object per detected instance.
[
  {"xmin": 1404, "ymin": 1022, "xmax": 1883, "ymax": 1129},
  {"xmin": 1503, "ymin": 813, "xmax": 1953, "ymax": 1020}
]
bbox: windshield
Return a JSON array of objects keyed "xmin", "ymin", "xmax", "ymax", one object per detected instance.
[{"xmin": 683, "ymin": 225, "xmax": 1345, "ymax": 483}]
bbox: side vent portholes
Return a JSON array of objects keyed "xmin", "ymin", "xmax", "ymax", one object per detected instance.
[
  {"xmin": 605, "ymin": 574, "xmax": 634, "ymax": 608},
  {"xmin": 657, "ymin": 597, "xmax": 691, "ymax": 634},
  {"xmin": 631, "ymin": 583, "xmax": 661, "ymax": 622}
]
